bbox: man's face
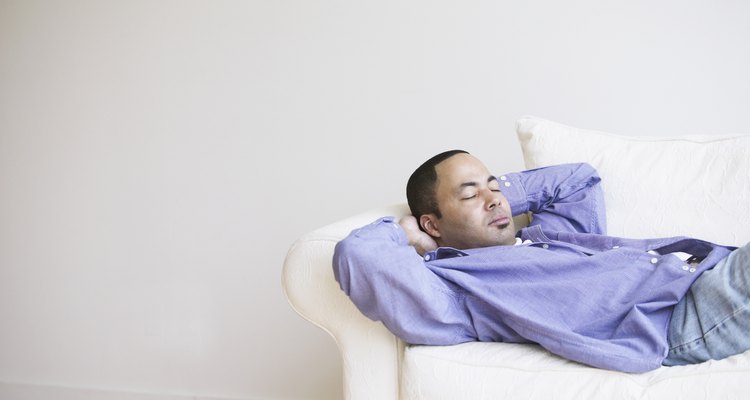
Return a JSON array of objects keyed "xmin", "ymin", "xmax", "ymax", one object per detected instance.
[{"xmin": 423, "ymin": 153, "xmax": 516, "ymax": 249}]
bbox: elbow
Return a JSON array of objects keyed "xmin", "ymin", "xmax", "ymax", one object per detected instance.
[
  {"xmin": 577, "ymin": 162, "xmax": 600, "ymax": 180},
  {"xmin": 573, "ymin": 162, "xmax": 603, "ymax": 189},
  {"xmin": 332, "ymin": 233, "xmax": 380, "ymax": 295},
  {"xmin": 332, "ymin": 236, "xmax": 358, "ymax": 294}
]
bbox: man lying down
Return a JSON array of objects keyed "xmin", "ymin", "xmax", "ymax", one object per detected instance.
[{"xmin": 333, "ymin": 150, "xmax": 750, "ymax": 373}]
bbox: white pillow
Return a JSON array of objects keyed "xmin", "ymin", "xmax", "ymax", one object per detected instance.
[{"xmin": 516, "ymin": 116, "xmax": 750, "ymax": 246}]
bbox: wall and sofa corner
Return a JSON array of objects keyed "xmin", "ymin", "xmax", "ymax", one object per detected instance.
[{"xmin": 282, "ymin": 116, "xmax": 750, "ymax": 399}]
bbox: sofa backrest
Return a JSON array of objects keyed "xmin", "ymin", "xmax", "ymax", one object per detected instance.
[{"xmin": 517, "ymin": 116, "xmax": 750, "ymax": 246}]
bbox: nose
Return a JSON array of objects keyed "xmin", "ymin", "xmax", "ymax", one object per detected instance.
[{"xmin": 484, "ymin": 189, "xmax": 501, "ymax": 211}]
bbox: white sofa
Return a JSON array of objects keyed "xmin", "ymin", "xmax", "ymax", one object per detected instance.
[{"xmin": 282, "ymin": 116, "xmax": 750, "ymax": 399}]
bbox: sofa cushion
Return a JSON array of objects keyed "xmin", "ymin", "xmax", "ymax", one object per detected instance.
[
  {"xmin": 401, "ymin": 342, "xmax": 750, "ymax": 400},
  {"xmin": 516, "ymin": 116, "xmax": 750, "ymax": 246}
]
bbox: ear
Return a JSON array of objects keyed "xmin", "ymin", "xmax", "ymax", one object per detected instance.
[{"xmin": 419, "ymin": 214, "xmax": 441, "ymax": 238}]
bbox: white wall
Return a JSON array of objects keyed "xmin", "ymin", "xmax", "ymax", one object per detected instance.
[{"xmin": 1, "ymin": 1, "xmax": 749, "ymax": 399}]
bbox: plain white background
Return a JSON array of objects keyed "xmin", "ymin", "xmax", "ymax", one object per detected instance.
[{"xmin": 1, "ymin": 1, "xmax": 749, "ymax": 399}]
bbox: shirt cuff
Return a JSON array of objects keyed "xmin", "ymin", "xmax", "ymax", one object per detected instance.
[
  {"xmin": 377, "ymin": 216, "xmax": 409, "ymax": 246},
  {"xmin": 499, "ymin": 172, "xmax": 529, "ymax": 216}
]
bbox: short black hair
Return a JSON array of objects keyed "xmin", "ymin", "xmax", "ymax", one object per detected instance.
[{"xmin": 406, "ymin": 150, "xmax": 469, "ymax": 220}]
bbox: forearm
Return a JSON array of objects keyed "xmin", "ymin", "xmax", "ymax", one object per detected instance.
[{"xmin": 500, "ymin": 163, "xmax": 607, "ymax": 234}]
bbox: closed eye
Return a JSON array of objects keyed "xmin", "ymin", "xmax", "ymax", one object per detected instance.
[{"xmin": 459, "ymin": 175, "xmax": 499, "ymax": 199}]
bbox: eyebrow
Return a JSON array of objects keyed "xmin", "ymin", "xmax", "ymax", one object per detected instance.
[{"xmin": 459, "ymin": 175, "xmax": 497, "ymax": 189}]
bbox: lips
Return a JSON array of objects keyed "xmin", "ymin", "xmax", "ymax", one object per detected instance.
[{"xmin": 489, "ymin": 215, "xmax": 511, "ymax": 227}]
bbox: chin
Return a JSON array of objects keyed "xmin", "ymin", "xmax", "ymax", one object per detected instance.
[{"xmin": 493, "ymin": 235, "xmax": 515, "ymax": 247}]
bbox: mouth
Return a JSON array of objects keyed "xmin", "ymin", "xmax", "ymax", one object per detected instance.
[{"xmin": 489, "ymin": 215, "xmax": 511, "ymax": 228}]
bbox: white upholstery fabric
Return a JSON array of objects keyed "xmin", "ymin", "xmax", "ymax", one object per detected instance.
[
  {"xmin": 402, "ymin": 342, "xmax": 750, "ymax": 400},
  {"xmin": 517, "ymin": 115, "xmax": 750, "ymax": 246},
  {"xmin": 282, "ymin": 117, "xmax": 750, "ymax": 399}
]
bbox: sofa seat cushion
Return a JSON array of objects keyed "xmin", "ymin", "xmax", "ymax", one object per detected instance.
[{"xmin": 401, "ymin": 342, "xmax": 750, "ymax": 400}]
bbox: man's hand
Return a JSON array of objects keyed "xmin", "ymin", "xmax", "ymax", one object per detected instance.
[{"xmin": 399, "ymin": 215, "xmax": 438, "ymax": 256}]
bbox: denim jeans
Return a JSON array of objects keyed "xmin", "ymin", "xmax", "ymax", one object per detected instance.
[{"xmin": 663, "ymin": 242, "xmax": 750, "ymax": 366}]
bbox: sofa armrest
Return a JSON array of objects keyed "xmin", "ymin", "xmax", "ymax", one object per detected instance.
[{"xmin": 282, "ymin": 204, "xmax": 410, "ymax": 400}]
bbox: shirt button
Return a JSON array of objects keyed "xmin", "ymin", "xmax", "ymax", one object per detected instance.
[
  {"xmin": 690, "ymin": 268, "xmax": 697, "ymax": 273},
  {"xmin": 682, "ymin": 265, "xmax": 690, "ymax": 271},
  {"xmin": 499, "ymin": 175, "xmax": 507, "ymax": 181},
  {"xmin": 424, "ymin": 254, "xmax": 431, "ymax": 261},
  {"xmin": 504, "ymin": 182, "xmax": 511, "ymax": 187},
  {"xmin": 542, "ymin": 244, "xmax": 549, "ymax": 249},
  {"xmin": 612, "ymin": 245, "xmax": 620, "ymax": 249},
  {"xmin": 650, "ymin": 258, "xmax": 658, "ymax": 264}
]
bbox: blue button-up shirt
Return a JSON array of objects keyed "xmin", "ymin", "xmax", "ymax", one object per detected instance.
[{"xmin": 333, "ymin": 163, "xmax": 735, "ymax": 373}]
